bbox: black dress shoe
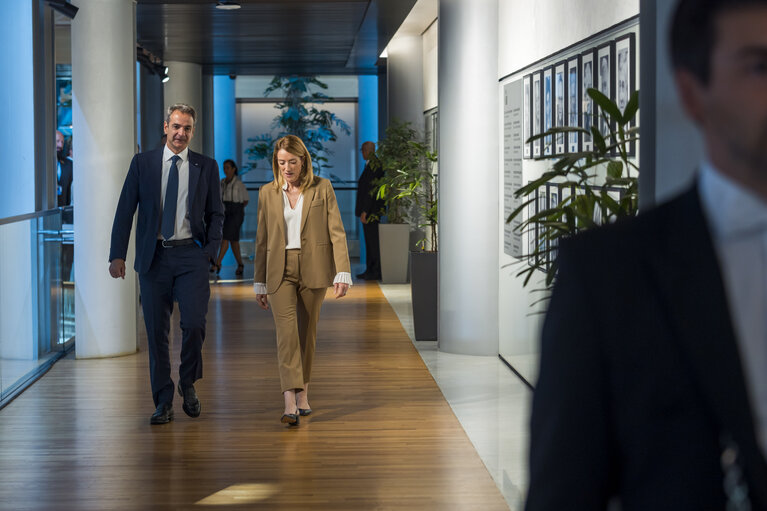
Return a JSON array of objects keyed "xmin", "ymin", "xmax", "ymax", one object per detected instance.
[
  {"xmin": 356, "ymin": 271, "xmax": 370, "ymax": 279},
  {"xmin": 177, "ymin": 383, "xmax": 201, "ymax": 418},
  {"xmin": 281, "ymin": 413, "xmax": 299, "ymax": 426},
  {"xmin": 150, "ymin": 403, "xmax": 174, "ymax": 425},
  {"xmin": 365, "ymin": 272, "xmax": 381, "ymax": 280},
  {"xmin": 298, "ymin": 408, "xmax": 312, "ymax": 416}
]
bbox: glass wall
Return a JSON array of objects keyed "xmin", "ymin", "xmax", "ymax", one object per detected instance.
[{"xmin": 0, "ymin": 210, "xmax": 73, "ymax": 407}]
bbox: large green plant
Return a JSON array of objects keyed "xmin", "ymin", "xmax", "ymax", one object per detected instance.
[
  {"xmin": 245, "ymin": 76, "xmax": 351, "ymax": 177},
  {"xmin": 507, "ymin": 88, "xmax": 639, "ymax": 290},
  {"xmin": 373, "ymin": 120, "xmax": 438, "ymax": 250}
]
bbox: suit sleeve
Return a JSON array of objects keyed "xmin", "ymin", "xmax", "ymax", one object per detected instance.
[
  {"xmin": 203, "ymin": 160, "xmax": 224, "ymax": 259},
  {"xmin": 254, "ymin": 187, "xmax": 268, "ymax": 284},
  {"xmin": 325, "ymin": 181, "xmax": 351, "ymax": 274},
  {"xmin": 109, "ymin": 155, "xmax": 140, "ymax": 262},
  {"xmin": 525, "ymin": 238, "xmax": 615, "ymax": 510}
]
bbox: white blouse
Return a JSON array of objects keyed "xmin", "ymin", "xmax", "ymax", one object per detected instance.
[
  {"xmin": 282, "ymin": 188, "xmax": 303, "ymax": 249},
  {"xmin": 220, "ymin": 176, "xmax": 249, "ymax": 203}
]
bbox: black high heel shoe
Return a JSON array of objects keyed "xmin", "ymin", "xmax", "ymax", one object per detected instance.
[
  {"xmin": 298, "ymin": 408, "xmax": 312, "ymax": 416},
  {"xmin": 281, "ymin": 413, "xmax": 299, "ymax": 426},
  {"xmin": 235, "ymin": 264, "xmax": 244, "ymax": 276}
]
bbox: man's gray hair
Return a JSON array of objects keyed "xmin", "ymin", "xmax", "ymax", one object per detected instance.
[{"xmin": 166, "ymin": 103, "xmax": 197, "ymax": 125}]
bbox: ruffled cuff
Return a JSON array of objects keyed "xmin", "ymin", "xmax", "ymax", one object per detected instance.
[
  {"xmin": 333, "ymin": 272, "xmax": 353, "ymax": 286},
  {"xmin": 254, "ymin": 282, "xmax": 267, "ymax": 294}
]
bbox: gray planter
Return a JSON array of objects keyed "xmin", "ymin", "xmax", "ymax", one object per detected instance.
[
  {"xmin": 378, "ymin": 223, "xmax": 410, "ymax": 284},
  {"xmin": 410, "ymin": 251, "xmax": 438, "ymax": 341}
]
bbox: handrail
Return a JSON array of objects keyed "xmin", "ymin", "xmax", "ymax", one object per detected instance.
[{"xmin": 0, "ymin": 208, "xmax": 62, "ymax": 226}]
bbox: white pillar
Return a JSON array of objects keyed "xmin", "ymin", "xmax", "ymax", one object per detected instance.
[
  {"xmin": 164, "ymin": 61, "xmax": 203, "ymax": 153},
  {"xmin": 438, "ymin": 0, "xmax": 499, "ymax": 355},
  {"xmin": 386, "ymin": 33, "xmax": 424, "ymax": 128},
  {"xmin": 72, "ymin": 0, "xmax": 137, "ymax": 358}
]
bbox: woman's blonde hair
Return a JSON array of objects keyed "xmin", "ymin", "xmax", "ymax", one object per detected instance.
[{"xmin": 271, "ymin": 135, "xmax": 314, "ymax": 191}]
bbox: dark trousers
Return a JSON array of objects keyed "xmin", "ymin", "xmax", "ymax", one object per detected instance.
[
  {"xmin": 139, "ymin": 242, "xmax": 210, "ymax": 406},
  {"xmin": 362, "ymin": 221, "xmax": 381, "ymax": 276}
]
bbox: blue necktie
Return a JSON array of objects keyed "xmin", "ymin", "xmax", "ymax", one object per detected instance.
[{"xmin": 161, "ymin": 155, "xmax": 180, "ymax": 240}]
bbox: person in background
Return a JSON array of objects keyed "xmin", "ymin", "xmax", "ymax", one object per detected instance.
[
  {"xmin": 525, "ymin": 0, "xmax": 767, "ymax": 509},
  {"xmin": 254, "ymin": 135, "xmax": 351, "ymax": 426},
  {"xmin": 109, "ymin": 103, "xmax": 224, "ymax": 425},
  {"xmin": 213, "ymin": 159, "xmax": 249, "ymax": 277},
  {"xmin": 56, "ymin": 130, "xmax": 73, "ymax": 208},
  {"xmin": 354, "ymin": 141, "xmax": 383, "ymax": 280}
]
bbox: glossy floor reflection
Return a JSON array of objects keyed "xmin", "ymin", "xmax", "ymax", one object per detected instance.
[{"xmin": 379, "ymin": 283, "xmax": 532, "ymax": 511}]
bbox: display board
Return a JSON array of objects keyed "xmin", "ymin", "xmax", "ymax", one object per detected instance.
[
  {"xmin": 503, "ymin": 80, "xmax": 524, "ymax": 257},
  {"xmin": 502, "ymin": 19, "xmax": 638, "ymax": 262}
]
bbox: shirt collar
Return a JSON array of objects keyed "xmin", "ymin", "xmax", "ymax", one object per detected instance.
[
  {"xmin": 163, "ymin": 145, "xmax": 188, "ymax": 163},
  {"xmin": 699, "ymin": 160, "xmax": 767, "ymax": 241}
]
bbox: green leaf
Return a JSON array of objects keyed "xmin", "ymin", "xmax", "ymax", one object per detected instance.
[
  {"xmin": 588, "ymin": 88, "xmax": 622, "ymax": 122},
  {"xmin": 622, "ymin": 90, "xmax": 639, "ymax": 125},
  {"xmin": 607, "ymin": 160, "xmax": 623, "ymax": 179}
]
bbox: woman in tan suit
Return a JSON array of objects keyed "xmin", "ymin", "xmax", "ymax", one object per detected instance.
[{"xmin": 254, "ymin": 135, "xmax": 351, "ymax": 426}]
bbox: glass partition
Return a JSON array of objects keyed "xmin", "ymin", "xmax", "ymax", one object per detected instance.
[{"xmin": 0, "ymin": 209, "xmax": 73, "ymax": 407}]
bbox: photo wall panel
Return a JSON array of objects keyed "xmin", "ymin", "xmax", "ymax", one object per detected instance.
[{"xmin": 502, "ymin": 21, "xmax": 638, "ymax": 260}]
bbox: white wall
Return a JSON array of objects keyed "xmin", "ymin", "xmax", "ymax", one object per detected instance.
[
  {"xmin": 387, "ymin": 33, "xmax": 425, "ymax": 128},
  {"xmin": 497, "ymin": 0, "xmax": 640, "ymax": 383},
  {"xmin": 499, "ymin": 0, "xmax": 639, "ymax": 75},
  {"xmin": 423, "ymin": 21, "xmax": 438, "ymax": 112}
]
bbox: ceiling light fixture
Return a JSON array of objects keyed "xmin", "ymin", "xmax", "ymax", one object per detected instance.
[{"xmin": 216, "ymin": 1, "xmax": 241, "ymax": 10}]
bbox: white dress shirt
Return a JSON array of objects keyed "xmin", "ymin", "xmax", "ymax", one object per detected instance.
[
  {"xmin": 699, "ymin": 161, "xmax": 767, "ymax": 458},
  {"xmin": 159, "ymin": 145, "xmax": 193, "ymax": 240},
  {"xmin": 254, "ymin": 183, "xmax": 352, "ymax": 294}
]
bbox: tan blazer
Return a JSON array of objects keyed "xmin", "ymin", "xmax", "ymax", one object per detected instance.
[{"xmin": 255, "ymin": 176, "xmax": 351, "ymax": 293}]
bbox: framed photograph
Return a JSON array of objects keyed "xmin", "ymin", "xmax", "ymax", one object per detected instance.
[
  {"xmin": 596, "ymin": 41, "xmax": 615, "ymax": 140},
  {"xmin": 537, "ymin": 190, "xmax": 548, "ymax": 270},
  {"xmin": 554, "ymin": 61, "xmax": 567, "ymax": 155},
  {"xmin": 566, "ymin": 55, "xmax": 581, "ymax": 154},
  {"xmin": 615, "ymin": 33, "xmax": 637, "ymax": 155},
  {"xmin": 527, "ymin": 189, "xmax": 537, "ymax": 265},
  {"xmin": 546, "ymin": 184, "xmax": 560, "ymax": 267},
  {"xmin": 532, "ymin": 71, "xmax": 542, "ymax": 158},
  {"xmin": 581, "ymin": 49, "xmax": 597, "ymax": 152},
  {"xmin": 543, "ymin": 66, "xmax": 554, "ymax": 156},
  {"xmin": 523, "ymin": 74, "xmax": 532, "ymax": 159}
]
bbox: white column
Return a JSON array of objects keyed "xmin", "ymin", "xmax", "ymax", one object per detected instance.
[
  {"xmin": 164, "ymin": 61, "xmax": 203, "ymax": 153},
  {"xmin": 72, "ymin": 0, "xmax": 137, "ymax": 358},
  {"xmin": 386, "ymin": 33, "xmax": 424, "ymax": 128},
  {"xmin": 438, "ymin": 0, "xmax": 499, "ymax": 355}
]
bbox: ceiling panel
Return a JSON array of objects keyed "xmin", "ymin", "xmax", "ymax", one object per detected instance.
[{"xmin": 136, "ymin": 0, "xmax": 417, "ymax": 76}]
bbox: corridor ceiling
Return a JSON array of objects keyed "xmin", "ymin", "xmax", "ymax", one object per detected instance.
[{"xmin": 135, "ymin": 0, "xmax": 417, "ymax": 76}]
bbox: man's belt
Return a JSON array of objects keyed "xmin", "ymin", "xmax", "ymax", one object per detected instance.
[{"xmin": 159, "ymin": 238, "xmax": 196, "ymax": 248}]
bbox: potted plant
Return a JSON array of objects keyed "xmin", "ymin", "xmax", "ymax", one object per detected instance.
[
  {"xmin": 373, "ymin": 120, "xmax": 438, "ymax": 339},
  {"xmin": 245, "ymin": 76, "xmax": 351, "ymax": 179},
  {"xmin": 507, "ymin": 88, "xmax": 639, "ymax": 307}
]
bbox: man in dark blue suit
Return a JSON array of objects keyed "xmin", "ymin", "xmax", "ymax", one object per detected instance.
[
  {"xmin": 525, "ymin": 0, "xmax": 767, "ymax": 509},
  {"xmin": 109, "ymin": 103, "xmax": 224, "ymax": 425}
]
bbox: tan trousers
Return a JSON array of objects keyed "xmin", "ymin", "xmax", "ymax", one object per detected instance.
[{"xmin": 269, "ymin": 249, "xmax": 326, "ymax": 392}]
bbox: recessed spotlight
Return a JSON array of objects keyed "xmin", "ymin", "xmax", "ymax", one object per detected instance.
[{"xmin": 216, "ymin": 1, "xmax": 241, "ymax": 9}]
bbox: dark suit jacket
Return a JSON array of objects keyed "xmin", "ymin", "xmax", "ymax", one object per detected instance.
[
  {"xmin": 355, "ymin": 159, "xmax": 384, "ymax": 218},
  {"xmin": 57, "ymin": 157, "xmax": 73, "ymax": 207},
  {"xmin": 525, "ymin": 185, "xmax": 767, "ymax": 511},
  {"xmin": 109, "ymin": 147, "xmax": 224, "ymax": 275}
]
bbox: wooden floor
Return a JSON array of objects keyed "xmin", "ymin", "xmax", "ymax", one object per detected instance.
[{"xmin": 0, "ymin": 280, "xmax": 507, "ymax": 510}]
